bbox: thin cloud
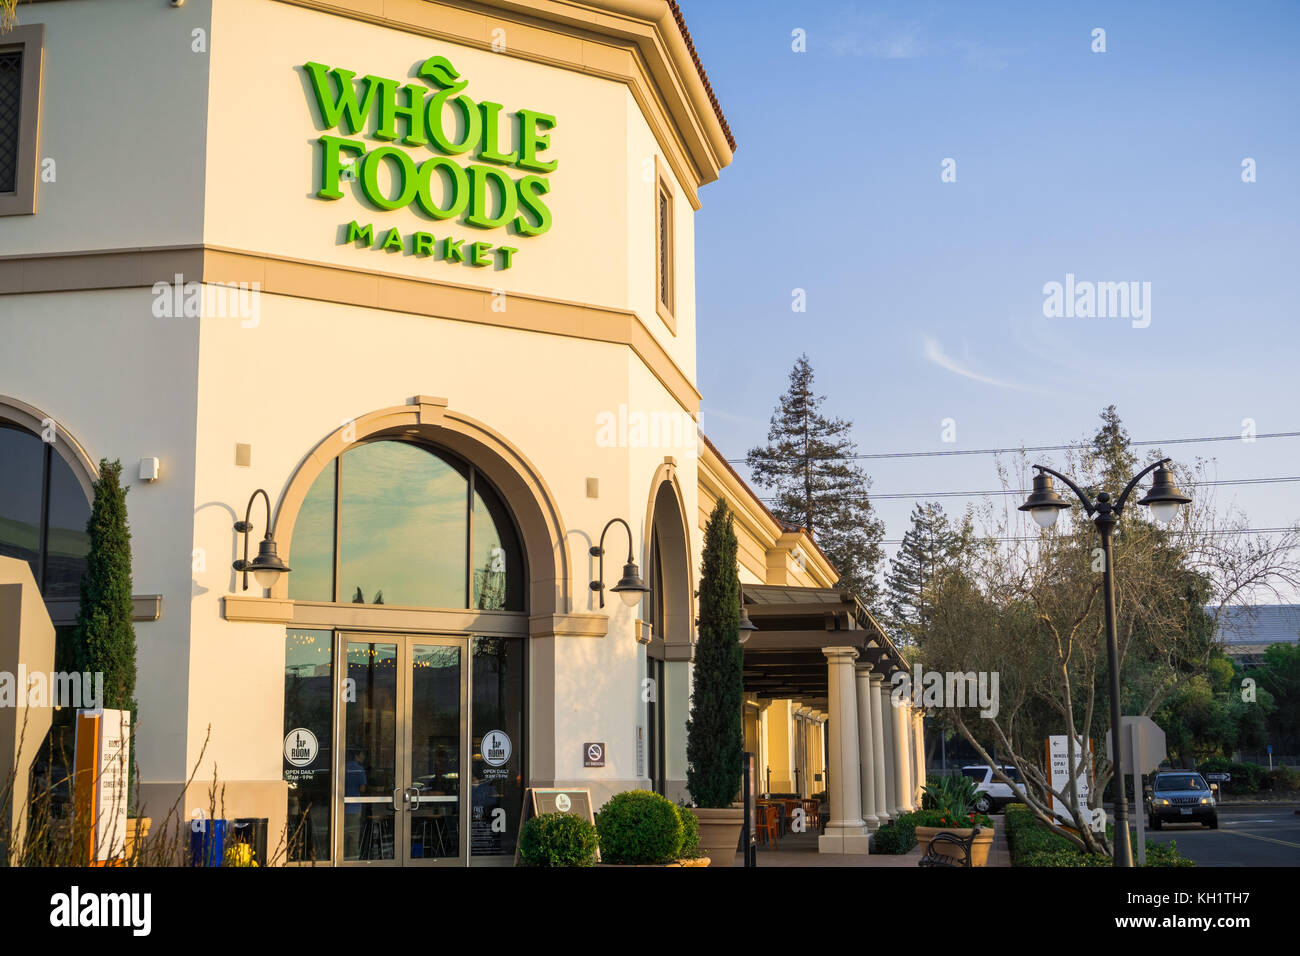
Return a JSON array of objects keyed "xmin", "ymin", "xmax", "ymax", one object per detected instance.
[{"xmin": 922, "ymin": 336, "xmax": 1038, "ymax": 391}]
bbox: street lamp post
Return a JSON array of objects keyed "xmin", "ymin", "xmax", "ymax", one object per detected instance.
[{"xmin": 1019, "ymin": 458, "xmax": 1190, "ymax": 867}]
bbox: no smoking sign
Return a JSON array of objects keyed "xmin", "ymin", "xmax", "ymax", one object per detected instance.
[{"xmin": 583, "ymin": 742, "xmax": 605, "ymax": 767}]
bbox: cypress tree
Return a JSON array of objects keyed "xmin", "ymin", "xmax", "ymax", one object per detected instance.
[
  {"xmin": 74, "ymin": 460, "xmax": 137, "ymax": 716},
  {"xmin": 685, "ymin": 498, "xmax": 744, "ymax": 808}
]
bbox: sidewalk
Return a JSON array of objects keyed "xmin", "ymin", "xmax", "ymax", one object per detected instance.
[{"xmin": 734, "ymin": 821, "xmax": 1012, "ymax": 867}]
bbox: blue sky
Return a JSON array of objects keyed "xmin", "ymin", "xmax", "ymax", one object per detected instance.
[{"xmin": 682, "ymin": 0, "xmax": 1300, "ymax": 572}]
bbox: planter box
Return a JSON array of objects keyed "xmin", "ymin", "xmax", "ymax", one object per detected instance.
[
  {"xmin": 597, "ymin": 857, "xmax": 711, "ymax": 867},
  {"xmin": 915, "ymin": 825, "xmax": 995, "ymax": 867},
  {"xmin": 689, "ymin": 807, "xmax": 744, "ymax": 868}
]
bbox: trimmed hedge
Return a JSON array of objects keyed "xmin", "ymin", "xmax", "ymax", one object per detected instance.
[
  {"xmin": 595, "ymin": 790, "xmax": 685, "ymax": 864},
  {"xmin": 1195, "ymin": 758, "xmax": 1300, "ymax": 795},
  {"xmin": 1005, "ymin": 803, "xmax": 1194, "ymax": 867},
  {"xmin": 518, "ymin": 812, "xmax": 599, "ymax": 867}
]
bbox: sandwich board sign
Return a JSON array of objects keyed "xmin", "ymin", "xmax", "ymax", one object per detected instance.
[
  {"xmin": 74, "ymin": 709, "xmax": 131, "ymax": 863},
  {"xmin": 514, "ymin": 787, "xmax": 598, "ymax": 864}
]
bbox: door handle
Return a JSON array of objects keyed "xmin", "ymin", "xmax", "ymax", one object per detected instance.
[
  {"xmin": 392, "ymin": 787, "xmax": 404, "ymax": 811},
  {"xmin": 406, "ymin": 786, "xmax": 421, "ymax": 810}
]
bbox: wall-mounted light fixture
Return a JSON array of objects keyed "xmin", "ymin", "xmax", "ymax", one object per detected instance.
[
  {"xmin": 232, "ymin": 488, "xmax": 291, "ymax": 592},
  {"xmin": 589, "ymin": 517, "xmax": 649, "ymax": 608},
  {"xmin": 738, "ymin": 592, "xmax": 758, "ymax": 644}
]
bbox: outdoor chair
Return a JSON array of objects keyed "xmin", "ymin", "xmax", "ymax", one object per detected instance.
[{"xmin": 755, "ymin": 803, "xmax": 780, "ymax": 849}]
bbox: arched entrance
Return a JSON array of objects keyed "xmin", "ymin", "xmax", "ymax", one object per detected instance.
[
  {"xmin": 274, "ymin": 401, "xmax": 567, "ymax": 867},
  {"xmin": 642, "ymin": 465, "xmax": 693, "ymax": 796}
]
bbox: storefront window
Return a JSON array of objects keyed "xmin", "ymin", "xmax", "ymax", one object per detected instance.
[
  {"xmin": 472, "ymin": 477, "xmax": 524, "ymax": 611},
  {"xmin": 0, "ymin": 423, "xmax": 90, "ymax": 600},
  {"xmin": 471, "ymin": 637, "xmax": 525, "ymax": 857},
  {"xmin": 288, "ymin": 440, "xmax": 524, "ymax": 611},
  {"xmin": 288, "ymin": 459, "xmax": 335, "ymax": 603},
  {"xmin": 341, "ymin": 442, "xmax": 468, "ymax": 608},
  {"xmin": 284, "ymin": 628, "xmax": 333, "ymax": 862}
]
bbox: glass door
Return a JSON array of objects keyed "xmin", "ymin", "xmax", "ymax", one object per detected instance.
[
  {"xmin": 406, "ymin": 640, "xmax": 466, "ymax": 866},
  {"xmin": 336, "ymin": 635, "xmax": 467, "ymax": 866}
]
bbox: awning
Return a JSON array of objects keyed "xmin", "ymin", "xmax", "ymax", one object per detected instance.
[{"xmin": 741, "ymin": 584, "xmax": 907, "ymax": 707}]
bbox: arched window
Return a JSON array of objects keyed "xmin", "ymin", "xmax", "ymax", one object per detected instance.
[
  {"xmin": 288, "ymin": 439, "xmax": 525, "ymax": 611},
  {"xmin": 0, "ymin": 422, "xmax": 90, "ymax": 600}
]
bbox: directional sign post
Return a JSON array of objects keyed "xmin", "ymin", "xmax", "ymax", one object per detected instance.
[{"xmin": 1106, "ymin": 716, "xmax": 1167, "ymax": 866}]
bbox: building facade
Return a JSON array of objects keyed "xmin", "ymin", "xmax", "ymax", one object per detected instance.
[
  {"xmin": 0, "ymin": 0, "xmax": 741, "ymax": 865},
  {"xmin": 1, "ymin": 0, "xmax": 923, "ymax": 864}
]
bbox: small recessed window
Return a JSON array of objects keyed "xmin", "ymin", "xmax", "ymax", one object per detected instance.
[
  {"xmin": 654, "ymin": 159, "xmax": 676, "ymax": 333},
  {"xmin": 0, "ymin": 24, "xmax": 43, "ymax": 216}
]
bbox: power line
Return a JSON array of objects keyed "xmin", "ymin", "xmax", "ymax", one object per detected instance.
[
  {"xmin": 880, "ymin": 526, "xmax": 1300, "ymax": 546},
  {"xmin": 759, "ymin": 475, "xmax": 1300, "ymax": 504},
  {"xmin": 727, "ymin": 429, "xmax": 1300, "ymax": 464}
]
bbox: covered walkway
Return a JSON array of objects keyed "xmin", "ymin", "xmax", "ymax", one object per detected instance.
[{"xmin": 742, "ymin": 583, "xmax": 927, "ymax": 854}]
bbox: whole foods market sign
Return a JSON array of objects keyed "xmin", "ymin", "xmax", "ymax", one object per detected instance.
[{"xmin": 304, "ymin": 55, "xmax": 556, "ymax": 270}]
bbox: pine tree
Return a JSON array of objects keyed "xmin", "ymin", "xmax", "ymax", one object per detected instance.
[
  {"xmin": 1087, "ymin": 404, "xmax": 1138, "ymax": 498},
  {"xmin": 885, "ymin": 502, "xmax": 971, "ymax": 645},
  {"xmin": 745, "ymin": 355, "xmax": 885, "ymax": 605},
  {"xmin": 73, "ymin": 459, "xmax": 137, "ymax": 715},
  {"xmin": 685, "ymin": 498, "xmax": 744, "ymax": 808}
]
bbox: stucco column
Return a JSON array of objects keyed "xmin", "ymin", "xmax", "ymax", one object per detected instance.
[
  {"xmin": 876, "ymin": 677, "xmax": 897, "ymax": 819},
  {"xmin": 893, "ymin": 696, "xmax": 914, "ymax": 813},
  {"xmin": 868, "ymin": 674, "xmax": 889, "ymax": 823},
  {"xmin": 912, "ymin": 709, "xmax": 927, "ymax": 802},
  {"xmin": 855, "ymin": 664, "xmax": 879, "ymax": 829},
  {"xmin": 818, "ymin": 648, "xmax": 868, "ymax": 853}
]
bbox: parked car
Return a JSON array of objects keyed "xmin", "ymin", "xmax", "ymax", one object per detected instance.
[
  {"xmin": 1146, "ymin": 771, "xmax": 1218, "ymax": 829},
  {"xmin": 960, "ymin": 764, "xmax": 1027, "ymax": 814}
]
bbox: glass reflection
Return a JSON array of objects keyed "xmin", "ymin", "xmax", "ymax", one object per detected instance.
[
  {"xmin": 472, "ymin": 477, "xmax": 524, "ymax": 611},
  {"xmin": 284, "ymin": 629, "xmax": 333, "ymax": 862},
  {"xmin": 340, "ymin": 442, "xmax": 468, "ymax": 608},
  {"xmin": 43, "ymin": 453, "xmax": 90, "ymax": 600},
  {"xmin": 288, "ymin": 460, "xmax": 335, "ymax": 602},
  {"xmin": 344, "ymin": 642, "xmax": 398, "ymax": 861},
  {"xmin": 0, "ymin": 425, "xmax": 49, "ymax": 582},
  {"xmin": 471, "ymin": 637, "xmax": 524, "ymax": 856},
  {"xmin": 409, "ymin": 644, "xmax": 461, "ymax": 860}
]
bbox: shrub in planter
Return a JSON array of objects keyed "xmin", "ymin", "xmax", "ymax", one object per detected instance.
[
  {"xmin": 518, "ymin": 812, "xmax": 599, "ymax": 867},
  {"xmin": 677, "ymin": 804, "xmax": 701, "ymax": 860},
  {"xmin": 872, "ymin": 820, "xmax": 917, "ymax": 854},
  {"xmin": 595, "ymin": 790, "xmax": 684, "ymax": 864}
]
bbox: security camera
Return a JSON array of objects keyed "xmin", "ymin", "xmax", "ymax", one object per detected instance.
[{"xmin": 170, "ymin": 0, "xmax": 184, "ymax": 7}]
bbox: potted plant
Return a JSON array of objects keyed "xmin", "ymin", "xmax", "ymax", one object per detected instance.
[
  {"xmin": 915, "ymin": 775, "xmax": 996, "ymax": 866},
  {"xmin": 594, "ymin": 790, "xmax": 709, "ymax": 866},
  {"xmin": 73, "ymin": 460, "xmax": 149, "ymax": 857},
  {"xmin": 684, "ymin": 499, "xmax": 746, "ymax": 866}
]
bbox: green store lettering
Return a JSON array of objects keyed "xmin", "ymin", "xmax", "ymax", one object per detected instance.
[
  {"xmin": 345, "ymin": 220, "xmax": 516, "ymax": 269},
  {"xmin": 304, "ymin": 55, "xmax": 556, "ymax": 268}
]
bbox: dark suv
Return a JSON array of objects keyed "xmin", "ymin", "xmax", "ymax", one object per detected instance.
[{"xmin": 1146, "ymin": 772, "xmax": 1217, "ymax": 829}]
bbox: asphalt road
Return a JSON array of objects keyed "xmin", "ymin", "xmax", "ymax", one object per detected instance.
[{"xmin": 1141, "ymin": 806, "xmax": 1300, "ymax": 866}]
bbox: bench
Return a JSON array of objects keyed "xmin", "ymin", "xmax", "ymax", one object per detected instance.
[{"xmin": 918, "ymin": 826, "xmax": 982, "ymax": 867}]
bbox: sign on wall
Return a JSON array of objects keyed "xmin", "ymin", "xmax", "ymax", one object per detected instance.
[
  {"xmin": 583, "ymin": 742, "xmax": 605, "ymax": 768},
  {"xmin": 302, "ymin": 54, "xmax": 558, "ymax": 272}
]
